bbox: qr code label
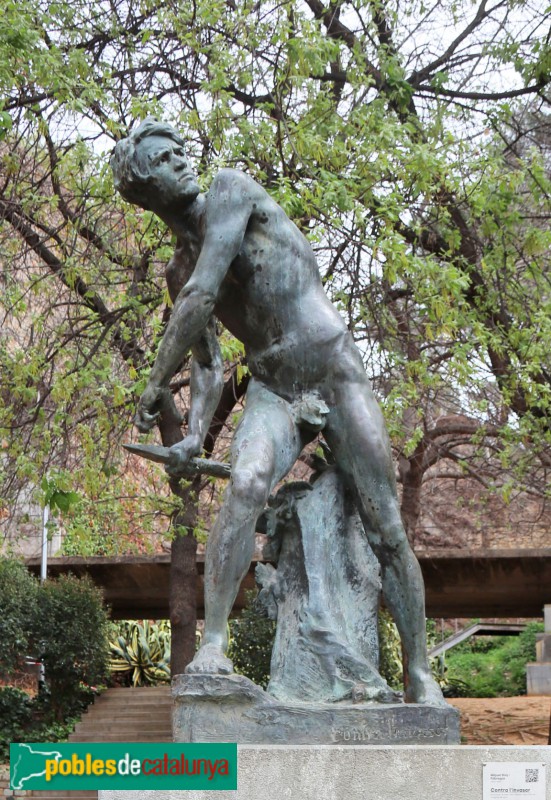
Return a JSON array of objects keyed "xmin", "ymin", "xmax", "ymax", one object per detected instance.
[
  {"xmin": 526, "ymin": 769, "xmax": 539, "ymax": 784},
  {"xmin": 484, "ymin": 762, "xmax": 546, "ymax": 800}
]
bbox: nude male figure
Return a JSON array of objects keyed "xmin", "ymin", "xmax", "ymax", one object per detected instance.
[{"xmin": 111, "ymin": 118, "xmax": 445, "ymax": 705}]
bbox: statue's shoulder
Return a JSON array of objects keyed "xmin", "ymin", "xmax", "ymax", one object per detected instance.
[
  {"xmin": 205, "ymin": 169, "xmax": 266, "ymax": 219},
  {"xmin": 210, "ymin": 167, "xmax": 262, "ymax": 194}
]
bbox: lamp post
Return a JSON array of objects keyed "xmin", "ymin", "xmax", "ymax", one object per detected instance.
[{"xmin": 38, "ymin": 503, "xmax": 49, "ymax": 689}]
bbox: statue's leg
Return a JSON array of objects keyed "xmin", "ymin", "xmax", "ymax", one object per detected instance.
[
  {"xmin": 323, "ymin": 371, "xmax": 446, "ymax": 706},
  {"xmin": 186, "ymin": 380, "xmax": 303, "ymax": 675}
]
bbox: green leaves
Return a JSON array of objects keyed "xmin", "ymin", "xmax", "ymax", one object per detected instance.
[{"xmin": 41, "ymin": 475, "xmax": 80, "ymax": 513}]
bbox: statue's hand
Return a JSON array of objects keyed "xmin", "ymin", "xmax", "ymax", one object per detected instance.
[
  {"xmin": 135, "ymin": 384, "xmax": 183, "ymax": 432},
  {"xmin": 135, "ymin": 384, "xmax": 163, "ymax": 432},
  {"xmin": 167, "ymin": 433, "xmax": 202, "ymax": 476}
]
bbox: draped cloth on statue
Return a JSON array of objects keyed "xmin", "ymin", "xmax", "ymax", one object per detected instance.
[{"xmin": 256, "ymin": 467, "xmax": 398, "ymax": 704}]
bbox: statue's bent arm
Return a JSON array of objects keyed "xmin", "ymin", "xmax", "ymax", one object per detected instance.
[
  {"xmin": 182, "ymin": 319, "xmax": 224, "ymax": 457},
  {"xmin": 147, "ymin": 171, "xmax": 252, "ymax": 391},
  {"xmin": 163, "ymin": 253, "xmax": 224, "ymax": 453}
]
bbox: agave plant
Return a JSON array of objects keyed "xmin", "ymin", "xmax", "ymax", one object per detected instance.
[{"xmin": 109, "ymin": 620, "xmax": 171, "ymax": 687}]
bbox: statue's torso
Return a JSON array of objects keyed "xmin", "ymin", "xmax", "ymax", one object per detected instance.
[{"xmin": 166, "ymin": 174, "xmax": 354, "ymax": 395}]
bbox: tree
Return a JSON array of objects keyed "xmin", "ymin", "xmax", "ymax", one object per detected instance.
[{"xmin": 0, "ymin": 0, "xmax": 549, "ymax": 668}]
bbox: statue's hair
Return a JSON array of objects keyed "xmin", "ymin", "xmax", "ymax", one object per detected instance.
[{"xmin": 110, "ymin": 118, "xmax": 186, "ymax": 209}]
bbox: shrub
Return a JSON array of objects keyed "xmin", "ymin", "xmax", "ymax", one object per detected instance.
[
  {"xmin": 378, "ymin": 614, "xmax": 474, "ymax": 696},
  {"xmin": 378, "ymin": 609, "xmax": 403, "ymax": 690},
  {"xmin": 444, "ymin": 622, "xmax": 543, "ymax": 697},
  {"xmin": 0, "ymin": 559, "xmax": 111, "ymax": 751},
  {"xmin": 0, "ymin": 687, "xmax": 34, "ymax": 760},
  {"xmin": 228, "ymin": 591, "xmax": 276, "ymax": 689},
  {"xmin": 109, "ymin": 620, "xmax": 171, "ymax": 686},
  {"xmin": 30, "ymin": 574, "xmax": 110, "ymax": 719},
  {"xmin": 0, "ymin": 686, "xmax": 80, "ymax": 762},
  {"xmin": 0, "ymin": 559, "xmax": 39, "ymax": 675}
]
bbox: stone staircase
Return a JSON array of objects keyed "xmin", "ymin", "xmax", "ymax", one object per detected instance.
[{"xmin": 29, "ymin": 686, "xmax": 172, "ymax": 800}]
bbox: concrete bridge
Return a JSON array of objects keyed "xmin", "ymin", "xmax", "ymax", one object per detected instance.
[{"xmin": 26, "ymin": 547, "xmax": 551, "ymax": 620}]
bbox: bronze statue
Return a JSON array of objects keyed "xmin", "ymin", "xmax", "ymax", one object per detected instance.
[{"xmin": 111, "ymin": 118, "xmax": 445, "ymax": 705}]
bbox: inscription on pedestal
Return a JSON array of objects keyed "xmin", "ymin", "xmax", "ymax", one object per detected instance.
[
  {"xmin": 172, "ymin": 674, "xmax": 460, "ymax": 746},
  {"xmin": 331, "ymin": 724, "xmax": 446, "ymax": 743}
]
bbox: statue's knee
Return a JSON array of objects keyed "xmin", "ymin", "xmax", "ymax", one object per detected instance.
[
  {"xmin": 231, "ymin": 465, "xmax": 271, "ymax": 508},
  {"xmin": 364, "ymin": 512, "xmax": 409, "ymax": 560},
  {"xmin": 378, "ymin": 523, "xmax": 411, "ymax": 557}
]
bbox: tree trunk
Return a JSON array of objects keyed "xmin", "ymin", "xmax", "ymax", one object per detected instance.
[
  {"xmin": 158, "ymin": 407, "xmax": 200, "ymax": 676},
  {"xmin": 398, "ymin": 447, "xmax": 425, "ymax": 543},
  {"xmin": 168, "ymin": 477, "xmax": 201, "ymax": 675}
]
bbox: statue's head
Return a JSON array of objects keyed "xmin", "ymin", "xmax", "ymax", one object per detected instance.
[{"xmin": 111, "ymin": 118, "xmax": 200, "ymax": 211}]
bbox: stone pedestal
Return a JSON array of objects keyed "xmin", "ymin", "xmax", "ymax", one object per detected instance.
[
  {"xmin": 527, "ymin": 604, "xmax": 551, "ymax": 695},
  {"xmin": 172, "ymin": 674, "xmax": 460, "ymax": 745},
  {"xmin": 99, "ymin": 745, "xmax": 551, "ymax": 800}
]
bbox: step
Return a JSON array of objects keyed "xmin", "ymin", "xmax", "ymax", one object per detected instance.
[
  {"xmin": 29, "ymin": 793, "xmax": 97, "ymax": 798},
  {"xmin": 93, "ymin": 689, "xmax": 170, "ymax": 696},
  {"xmin": 69, "ymin": 735, "xmax": 172, "ymax": 743},
  {"xmin": 94, "ymin": 694, "xmax": 172, "ymax": 706},
  {"xmin": 72, "ymin": 726, "xmax": 172, "ymax": 736},
  {"xmin": 88, "ymin": 704, "xmax": 172, "ymax": 713},
  {"xmin": 70, "ymin": 735, "xmax": 172, "ymax": 742},
  {"xmin": 71, "ymin": 728, "xmax": 172, "ymax": 736},
  {"xmin": 73, "ymin": 719, "xmax": 171, "ymax": 726},
  {"xmin": 76, "ymin": 711, "xmax": 172, "ymax": 723},
  {"xmin": 95, "ymin": 688, "xmax": 170, "ymax": 696},
  {"xmin": 91, "ymin": 697, "xmax": 172, "ymax": 707},
  {"xmin": 75, "ymin": 714, "xmax": 172, "ymax": 731},
  {"xmin": 88, "ymin": 694, "xmax": 172, "ymax": 706},
  {"xmin": 93, "ymin": 689, "xmax": 170, "ymax": 694},
  {"xmin": 54, "ymin": 688, "xmax": 174, "ymax": 747}
]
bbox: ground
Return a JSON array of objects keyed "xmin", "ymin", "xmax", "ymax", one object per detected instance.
[{"xmin": 449, "ymin": 696, "xmax": 551, "ymax": 745}]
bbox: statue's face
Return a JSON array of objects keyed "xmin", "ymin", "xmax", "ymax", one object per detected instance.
[{"xmin": 136, "ymin": 135, "xmax": 200, "ymax": 209}]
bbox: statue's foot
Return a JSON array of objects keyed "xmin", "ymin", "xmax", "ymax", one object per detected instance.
[
  {"xmin": 405, "ymin": 668, "xmax": 448, "ymax": 707},
  {"xmin": 351, "ymin": 682, "xmax": 403, "ymax": 704},
  {"xmin": 185, "ymin": 643, "xmax": 234, "ymax": 675}
]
